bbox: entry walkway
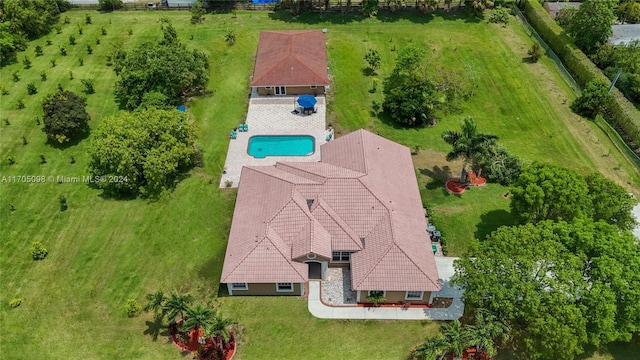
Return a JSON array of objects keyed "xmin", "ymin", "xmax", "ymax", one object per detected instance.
[{"xmin": 308, "ymin": 257, "xmax": 464, "ymax": 320}]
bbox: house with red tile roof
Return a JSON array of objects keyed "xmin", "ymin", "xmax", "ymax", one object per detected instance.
[
  {"xmin": 250, "ymin": 30, "xmax": 330, "ymax": 96},
  {"xmin": 220, "ymin": 130, "xmax": 442, "ymax": 304}
]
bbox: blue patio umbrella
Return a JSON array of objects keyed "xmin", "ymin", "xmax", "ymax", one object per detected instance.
[{"xmin": 297, "ymin": 94, "xmax": 317, "ymax": 109}]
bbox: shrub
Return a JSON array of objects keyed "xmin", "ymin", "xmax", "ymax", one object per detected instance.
[
  {"xmin": 50, "ymin": 59, "xmax": 56, "ymax": 67},
  {"xmin": 1, "ymin": 85, "xmax": 8, "ymax": 95},
  {"xmin": 60, "ymin": 46, "xmax": 67, "ymax": 56},
  {"xmin": 528, "ymin": 42, "xmax": 543, "ymax": 63},
  {"xmin": 40, "ymin": 71, "xmax": 47, "ymax": 81},
  {"xmin": 23, "ymin": 56, "xmax": 31, "ymax": 69},
  {"xmin": 101, "ymin": 26, "xmax": 107, "ymax": 36},
  {"xmin": 59, "ymin": 195, "xmax": 68, "ymax": 211},
  {"xmin": 12, "ymin": 71, "xmax": 19, "ymax": 82},
  {"xmin": 224, "ymin": 29, "xmax": 236, "ymax": 46},
  {"xmin": 85, "ymin": 14, "xmax": 92, "ymax": 25},
  {"xmin": 99, "ymin": 0, "xmax": 124, "ymax": 12},
  {"xmin": 87, "ymin": 45, "xmax": 93, "ymax": 54},
  {"xmin": 78, "ymin": 58, "xmax": 84, "ymax": 66},
  {"xmin": 40, "ymin": 154, "xmax": 46, "ymax": 164},
  {"xmin": 27, "ymin": 83, "xmax": 37, "ymax": 95},
  {"xmin": 81, "ymin": 79, "xmax": 95, "ymax": 94},
  {"xmin": 3, "ymin": 118, "xmax": 10, "ymax": 125},
  {"xmin": 30, "ymin": 242, "xmax": 48, "ymax": 260},
  {"xmin": 55, "ymin": 25, "xmax": 62, "ymax": 34},
  {"xmin": 22, "ymin": 136, "xmax": 28, "ymax": 145},
  {"xmin": 9, "ymin": 298, "xmax": 22, "ymax": 308},
  {"xmin": 125, "ymin": 299, "xmax": 142, "ymax": 318},
  {"xmin": 46, "ymin": 39, "xmax": 52, "ymax": 46},
  {"xmin": 35, "ymin": 45, "xmax": 43, "ymax": 57},
  {"xmin": 69, "ymin": 35, "xmax": 76, "ymax": 45},
  {"xmin": 570, "ymin": 79, "xmax": 611, "ymax": 118},
  {"xmin": 64, "ymin": 16, "xmax": 70, "ymax": 24},
  {"xmin": 361, "ymin": 0, "xmax": 378, "ymax": 17},
  {"xmin": 489, "ymin": 6, "xmax": 510, "ymax": 26},
  {"xmin": 7, "ymin": 156, "xmax": 15, "ymax": 165},
  {"xmin": 17, "ymin": 99, "xmax": 25, "ymax": 109}
]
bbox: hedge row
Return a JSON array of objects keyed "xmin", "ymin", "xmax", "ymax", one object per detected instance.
[{"xmin": 520, "ymin": 0, "xmax": 640, "ymax": 152}]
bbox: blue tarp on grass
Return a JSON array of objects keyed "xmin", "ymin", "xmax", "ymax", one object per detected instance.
[{"xmin": 252, "ymin": 0, "xmax": 278, "ymax": 4}]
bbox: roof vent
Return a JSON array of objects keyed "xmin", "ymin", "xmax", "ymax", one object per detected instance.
[
  {"xmin": 360, "ymin": 237, "xmax": 365, "ymax": 248},
  {"xmin": 306, "ymin": 199, "xmax": 314, "ymax": 209}
]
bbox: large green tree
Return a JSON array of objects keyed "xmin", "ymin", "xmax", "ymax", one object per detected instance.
[
  {"xmin": 181, "ymin": 303, "xmax": 216, "ymax": 334},
  {"xmin": 42, "ymin": 90, "xmax": 91, "ymax": 144},
  {"xmin": 454, "ymin": 220, "xmax": 640, "ymax": 359},
  {"xmin": 568, "ymin": 0, "xmax": 616, "ymax": 53},
  {"xmin": 113, "ymin": 23, "xmax": 209, "ymax": 110},
  {"xmin": 585, "ymin": 172, "xmax": 636, "ymax": 230},
  {"xmin": 163, "ymin": 291, "xmax": 194, "ymax": 323},
  {"xmin": 509, "ymin": 163, "xmax": 592, "ymax": 224},
  {"xmin": 442, "ymin": 116, "xmax": 499, "ymax": 183},
  {"xmin": 88, "ymin": 109, "xmax": 196, "ymax": 197}
]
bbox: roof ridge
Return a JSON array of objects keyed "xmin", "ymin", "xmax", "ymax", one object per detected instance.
[
  {"xmin": 276, "ymin": 162, "xmax": 327, "ymax": 183},
  {"xmin": 352, "ymin": 242, "xmax": 395, "ymax": 289},
  {"xmin": 247, "ymin": 166, "xmax": 303, "ymax": 185},
  {"xmin": 221, "ymin": 234, "xmax": 266, "ymax": 282},
  {"xmin": 393, "ymin": 240, "xmax": 442, "ymax": 289},
  {"xmin": 266, "ymin": 227, "xmax": 308, "ymax": 280},
  {"xmin": 291, "ymin": 53, "xmax": 329, "ymax": 84},
  {"xmin": 313, "ymin": 198, "xmax": 362, "ymax": 250}
]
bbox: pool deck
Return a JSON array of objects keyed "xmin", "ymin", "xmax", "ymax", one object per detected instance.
[{"xmin": 220, "ymin": 94, "xmax": 329, "ymax": 188}]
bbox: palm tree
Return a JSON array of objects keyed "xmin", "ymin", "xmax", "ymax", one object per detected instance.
[
  {"xmin": 143, "ymin": 290, "xmax": 166, "ymax": 320},
  {"xmin": 466, "ymin": 309, "xmax": 511, "ymax": 357},
  {"xmin": 442, "ymin": 116, "xmax": 498, "ymax": 183},
  {"xmin": 412, "ymin": 336, "xmax": 446, "ymax": 360},
  {"xmin": 163, "ymin": 290, "xmax": 194, "ymax": 323},
  {"xmin": 180, "ymin": 303, "xmax": 216, "ymax": 335},
  {"xmin": 209, "ymin": 312, "xmax": 236, "ymax": 348},
  {"xmin": 439, "ymin": 319, "xmax": 472, "ymax": 360}
]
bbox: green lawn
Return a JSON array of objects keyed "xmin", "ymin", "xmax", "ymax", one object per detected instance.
[{"xmin": 1, "ymin": 10, "xmax": 637, "ymax": 360}]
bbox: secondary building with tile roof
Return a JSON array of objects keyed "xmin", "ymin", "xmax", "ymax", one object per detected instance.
[
  {"xmin": 220, "ymin": 130, "xmax": 442, "ymax": 304},
  {"xmin": 250, "ymin": 30, "xmax": 330, "ymax": 96}
]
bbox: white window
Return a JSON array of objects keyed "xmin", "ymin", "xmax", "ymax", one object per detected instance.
[
  {"xmin": 276, "ymin": 283, "xmax": 294, "ymax": 292},
  {"xmin": 332, "ymin": 251, "xmax": 351, "ymax": 262},
  {"xmin": 265, "ymin": 86, "xmax": 272, "ymax": 90},
  {"xmin": 405, "ymin": 291, "xmax": 424, "ymax": 300},
  {"xmin": 231, "ymin": 283, "xmax": 248, "ymax": 290},
  {"xmin": 367, "ymin": 290, "xmax": 386, "ymax": 297}
]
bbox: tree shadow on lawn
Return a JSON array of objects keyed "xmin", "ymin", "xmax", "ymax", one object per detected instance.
[
  {"xmin": 268, "ymin": 11, "xmax": 366, "ymax": 25},
  {"xmin": 419, "ymin": 165, "xmax": 454, "ymax": 184},
  {"xmin": 578, "ymin": 336, "xmax": 640, "ymax": 360},
  {"xmin": 474, "ymin": 209, "xmax": 514, "ymax": 241},
  {"xmin": 143, "ymin": 316, "xmax": 170, "ymax": 342}
]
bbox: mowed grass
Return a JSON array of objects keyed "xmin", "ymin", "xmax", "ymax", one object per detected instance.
[{"xmin": 0, "ymin": 10, "xmax": 638, "ymax": 360}]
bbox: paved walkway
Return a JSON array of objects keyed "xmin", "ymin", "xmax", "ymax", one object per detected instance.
[
  {"xmin": 309, "ymin": 257, "xmax": 464, "ymax": 320},
  {"xmin": 220, "ymin": 95, "xmax": 329, "ymax": 188}
]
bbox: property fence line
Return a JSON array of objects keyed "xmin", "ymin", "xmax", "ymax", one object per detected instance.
[
  {"xmin": 512, "ymin": 6, "xmax": 581, "ymax": 96},
  {"xmin": 70, "ymin": 0, "xmax": 471, "ymax": 12}
]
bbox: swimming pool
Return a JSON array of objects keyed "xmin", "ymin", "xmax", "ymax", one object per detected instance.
[{"xmin": 247, "ymin": 135, "xmax": 315, "ymax": 159}]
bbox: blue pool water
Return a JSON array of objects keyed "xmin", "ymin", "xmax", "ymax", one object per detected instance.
[{"xmin": 248, "ymin": 135, "xmax": 315, "ymax": 159}]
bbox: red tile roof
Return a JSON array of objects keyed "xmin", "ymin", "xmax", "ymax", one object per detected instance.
[
  {"xmin": 250, "ymin": 30, "xmax": 331, "ymax": 87},
  {"xmin": 220, "ymin": 130, "xmax": 441, "ymax": 292}
]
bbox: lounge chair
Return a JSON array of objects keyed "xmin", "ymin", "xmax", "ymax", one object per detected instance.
[
  {"xmin": 243, "ymin": 123, "xmax": 248, "ymax": 132},
  {"xmin": 230, "ymin": 130, "xmax": 237, "ymax": 139},
  {"xmin": 326, "ymin": 133, "xmax": 333, "ymax": 141}
]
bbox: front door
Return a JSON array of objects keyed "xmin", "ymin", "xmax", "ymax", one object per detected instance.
[
  {"xmin": 274, "ymin": 86, "xmax": 286, "ymax": 95},
  {"xmin": 308, "ymin": 262, "xmax": 322, "ymax": 280}
]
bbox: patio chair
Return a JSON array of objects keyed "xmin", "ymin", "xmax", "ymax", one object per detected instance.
[
  {"xmin": 432, "ymin": 244, "xmax": 437, "ymax": 254},
  {"xmin": 326, "ymin": 133, "xmax": 333, "ymax": 141},
  {"xmin": 230, "ymin": 130, "xmax": 237, "ymax": 139},
  {"xmin": 243, "ymin": 123, "xmax": 248, "ymax": 132}
]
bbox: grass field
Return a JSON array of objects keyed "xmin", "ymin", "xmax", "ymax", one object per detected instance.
[{"xmin": 1, "ymin": 9, "xmax": 638, "ymax": 360}]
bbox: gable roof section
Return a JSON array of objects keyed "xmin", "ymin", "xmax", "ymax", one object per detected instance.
[
  {"xmin": 250, "ymin": 30, "xmax": 331, "ymax": 87},
  {"xmin": 220, "ymin": 130, "xmax": 440, "ymax": 292}
]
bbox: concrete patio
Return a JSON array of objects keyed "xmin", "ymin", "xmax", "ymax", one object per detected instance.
[
  {"xmin": 309, "ymin": 257, "xmax": 464, "ymax": 320},
  {"xmin": 220, "ymin": 95, "xmax": 329, "ymax": 188}
]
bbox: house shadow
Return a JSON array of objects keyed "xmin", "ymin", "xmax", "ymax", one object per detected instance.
[
  {"xmin": 143, "ymin": 316, "xmax": 170, "ymax": 342},
  {"xmin": 474, "ymin": 209, "xmax": 513, "ymax": 241}
]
